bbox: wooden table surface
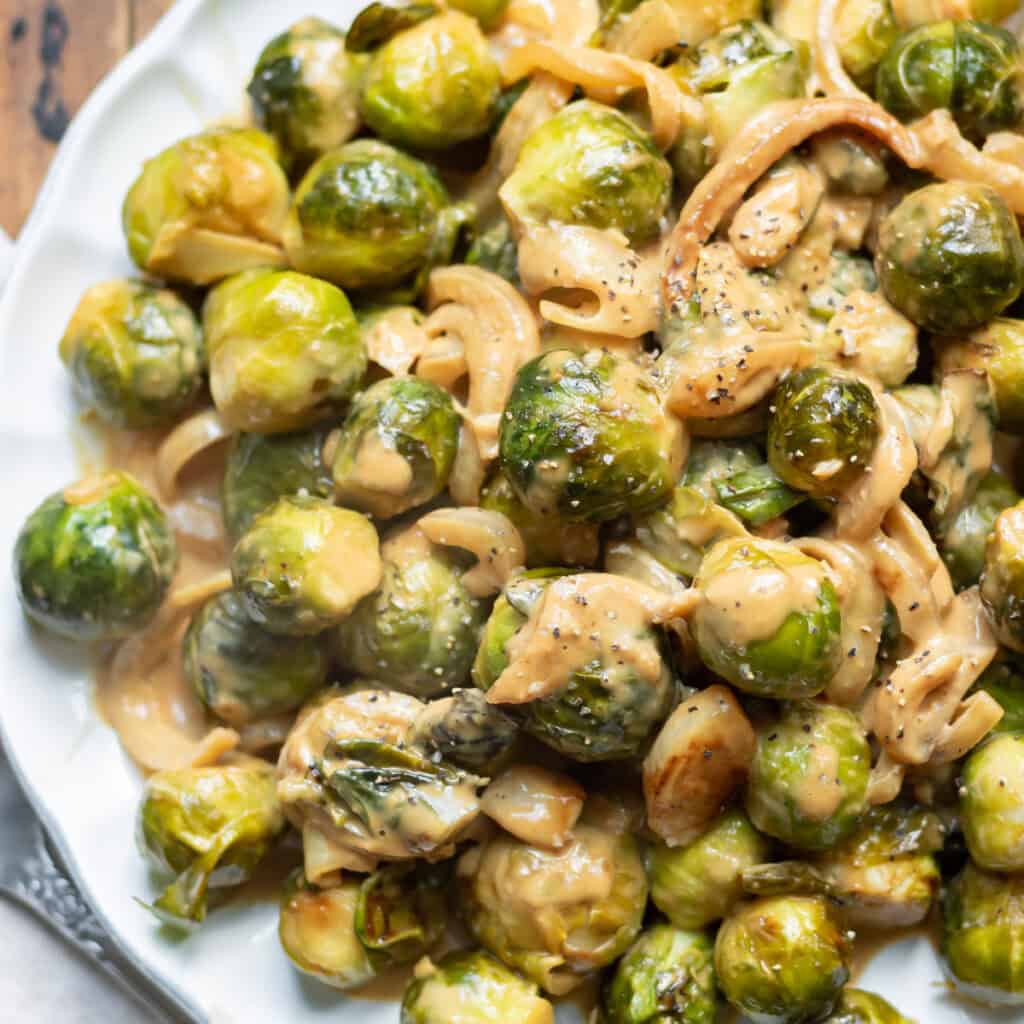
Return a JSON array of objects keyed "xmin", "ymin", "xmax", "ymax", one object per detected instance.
[{"xmin": 1, "ymin": 0, "xmax": 174, "ymax": 237}]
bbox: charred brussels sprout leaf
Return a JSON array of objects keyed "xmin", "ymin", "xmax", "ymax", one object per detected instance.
[
  {"xmin": 498, "ymin": 349, "xmax": 683, "ymax": 523},
  {"xmin": 409, "ymin": 688, "xmax": 519, "ymax": 774},
  {"xmin": 346, "ymin": 0, "xmax": 440, "ymax": 52},
  {"xmin": 14, "ymin": 472, "xmax": 177, "ymax": 641},
  {"xmin": 876, "ymin": 182, "xmax": 1024, "ymax": 333},
  {"xmin": 59, "ymin": 279, "xmax": 203, "ymax": 429},
  {"xmin": 355, "ymin": 862, "xmax": 447, "ymax": 963},
  {"xmin": 938, "ymin": 471, "xmax": 1019, "ymax": 590},
  {"xmin": 713, "ymin": 463, "xmax": 804, "ymax": 527},
  {"xmin": 961, "ymin": 732, "xmax": 1024, "ymax": 873},
  {"xmin": 981, "ymin": 500, "xmax": 1024, "ymax": 652},
  {"xmin": 465, "ymin": 219, "xmax": 519, "ymax": 285}
]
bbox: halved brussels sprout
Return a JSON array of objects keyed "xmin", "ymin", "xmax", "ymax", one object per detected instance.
[
  {"xmin": 331, "ymin": 377, "xmax": 460, "ymax": 519},
  {"xmin": 500, "ymin": 100, "xmax": 672, "ymax": 246},
  {"xmin": 222, "ymin": 428, "xmax": 333, "ymax": 541},
  {"xmin": 138, "ymin": 760, "xmax": 284, "ymax": 926},
  {"xmin": 203, "ymin": 269, "xmax": 364, "ymax": 434},
  {"xmin": 876, "ymin": 20, "xmax": 1024, "ymax": 144},
  {"xmin": 876, "ymin": 182, "xmax": 1024, "ymax": 333},
  {"xmin": 746, "ymin": 701, "xmax": 870, "ymax": 851},
  {"xmin": 980, "ymin": 500, "xmax": 1024, "ymax": 652},
  {"xmin": 183, "ymin": 589, "xmax": 328, "ymax": 726},
  {"xmin": 942, "ymin": 861, "xmax": 1024, "ymax": 1006},
  {"xmin": 231, "ymin": 496, "xmax": 381, "ymax": 636},
  {"xmin": 648, "ymin": 807, "xmax": 771, "ymax": 930},
  {"xmin": 335, "ymin": 524, "xmax": 488, "ymax": 698},
  {"xmin": 961, "ymin": 732, "xmax": 1024, "ymax": 873},
  {"xmin": 355, "ymin": 861, "xmax": 448, "ymax": 964},
  {"xmin": 248, "ymin": 17, "xmax": 365, "ymax": 166},
  {"xmin": 693, "ymin": 537, "xmax": 842, "ymax": 699},
  {"xmin": 938, "ymin": 472, "xmax": 1019, "ymax": 590},
  {"xmin": 970, "ymin": 661, "xmax": 1024, "ymax": 735},
  {"xmin": 834, "ymin": 0, "xmax": 899, "ymax": 89},
  {"xmin": 499, "ymin": 350, "xmax": 684, "ymax": 523},
  {"xmin": 401, "ymin": 950, "xmax": 555, "ymax": 1024},
  {"xmin": 473, "ymin": 571, "xmax": 675, "ymax": 761},
  {"xmin": 767, "ymin": 367, "xmax": 880, "ymax": 498},
  {"xmin": 409, "ymin": 688, "xmax": 519, "ymax": 774},
  {"xmin": 458, "ymin": 824, "xmax": 648, "ymax": 994},
  {"xmin": 602, "ymin": 924, "xmax": 718, "ymax": 1024},
  {"xmin": 824, "ymin": 989, "xmax": 914, "ymax": 1024},
  {"xmin": 714, "ymin": 896, "xmax": 850, "ymax": 1024},
  {"xmin": 283, "ymin": 140, "xmax": 456, "ymax": 292},
  {"xmin": 58, "ymin": 279, "xmax": 203, "ymax": 429},
  {"xmin": 360, "ymin": 12, "xmax": 501, "ymax": 151},
  {"xmin": 122, "ymin": 127, "xmax": 289, "ymax": 285},
  {"xmin": 14, "ymin": 472, "xmax": 177, "ymax": 641}
]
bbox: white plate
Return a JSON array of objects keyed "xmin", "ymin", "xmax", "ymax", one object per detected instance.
[{"xmin": 0, "ymin": 1, "xmax": 1020, "ymax": 1020}]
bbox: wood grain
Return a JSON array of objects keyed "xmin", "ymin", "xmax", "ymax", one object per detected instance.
[{"xmin": 0, "ymin": 0, "xmax": 174, "ymax": 236}]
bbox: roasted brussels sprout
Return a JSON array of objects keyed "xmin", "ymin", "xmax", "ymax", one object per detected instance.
[
  {"xmin": 335, "ymin": 524, "xmax": 488, "ymax": 697},
  {"xmin": 183, "ymin": 589, "xmax": 328, "ymax": 726},
  {"xmin": 248, "ymin": 18, "xmax": 365, "ymax": 166},
  {"xmin": 283, "ymin": 140, "xmax": 457, "ymax": 292},
  {"xmin": 138, "ymin": 760, "xmax": 284, "ymax": 925},
  {"xmin": 222, "ymin": 428, "xmax": 333, "ymax": 540},
  {"xmin": 231, "ymin": 496, "xmax": 381, "ymax": 636},
  {"xmin": 409, "ymin": 688, "xmax": 518, "ymax": 774},
  {"xmin": 971, "ymin": 660, "xmax": 1024, "ymax": 735},
  {"xmin": 330, "ymin": 377, "xmax": 460, "ymax": 519},
  {"xmin": 355, "ymin": 861, "xmax": 448, "ymax": 963},
  {"xmin": 823, "ymin": 989, "xmax": 914, "ymax": 1024},
  {"xmin": 981, "ymin": 501, "xmax": 1024, "ymax": 652},
  {"xmin": 648, "ymin": 807, "xmax": 771, "ymax": 930},
  {"xmin": 203, "ymin": 269, "xmax": 364, "ymax": 434},
  {"xmin": 602, "ymin": 924, "xmax": 718, "ymax": 1024},
  {"xmin": 500, "ymin": 100, "xmax": 672, "ymax": 245},
  {"xmin": 876, "ymin": 20, "xmax": 1024, "ymax": 143},
  {"xmin": 746, "ymin": 701, "xmax": 870, "ymax": 851},
  {"xmin": 447, "ymin": 0, "xmax": 510, "ymax": 29},
  {"xmin": 767, "ymin": 367, "xmax": 880, "ymax": 498},
  {"xmin": 360, "ymin": 12, "xmax": 501, "ymax": 151},
  {"xmin": 833, "ymin": 1, "xmax": 899, "ymax": 89},
  {"xmin": 938, "ymin": 472, "xmax": 1019, "ymax": 590},
  {"xmin": 942, "ymin": 862, "xmax": 1024, "ymax": 1006},
  {"xmin": 961, "ymin": 732, "xmax": 1024, "ymax": 873},
  {"xmin": 465, "ymin": 219, "xmax": 519, "ymax": 284},
  {"xmin": 58, "ymin": 279, "xmax": 203, "ymax": 429},
  {"xmin": 473, "ymin": 571, "xmax": 675, "ymax": 761},
  {"xmin": 499, "ymin": 350, "xmax": 684, "ymax": 523},
  {"xmin": 714, "ymin": 896, "xmax": 850, "ymax": 1024},
  {"xmin": 458, "ymin": 824, "xmax": 648, "ymax": 994},
  {"xmin": 876, "ymin": 182, "xmax": 1024, "ymax": 333},
  {"xmin": 692, "ymin": 537, "xmax": 842, "ymax": 700},
  {"xmin": 14, "ymin": 472, "xmax": 177, "ymax": 641},
  {"xmin": 401, "ymin": 950, "xmax": 555, "ymax": 1024},
  {"xmin": 122, "ymin": 127, "xmax": 289, "ymax": 285}
]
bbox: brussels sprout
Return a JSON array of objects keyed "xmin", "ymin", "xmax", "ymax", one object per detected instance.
[
  {"xmin": 648, "ymin": 807, "xmax": 771, "ymax": 930},
  {"xmin": 14, "ymin": 472, "xmax": 177, "ymax": 641},
  {"xmin": 222, "ymin": 428, "xmax": 333, "ymax": 541},
  {"xmin": 330, "ymin": 377, "xmax": 459, "ymax": 519},
  {"xmin": 767, "ymin": 367, "xmax": 880, "ymax": 498},
  {"xmin": 465, "ymin": 219, "xmax": 519, "ymax": 285},
  {"xmin": 346, "ymin": 1, "xmax": 441, "ymax": 52},
  {"xmin": 746, "ymin": 701, "xmax": 870, "ymax": 851},
  {"xmin": 335, "ymin": 524, "xmax": 488, "ymax": 697},
  {"xmin": 283, "ymin": 140, "xmax": 458, "ymax": 293},
  {"xmin": 961, "ymin": 732, "xmax": 1024, "ymax": 873},
  {"xmin": 58, "ymin": 279, "xmax": 203, "ymax": 429},
  {"xmin": 713, "ymin": 464, "xmax": 804, "ymax": 527},
  {"xmin": 458, "ymin": 824, "xmax": 648, "ymax": 994},
  {"xmin": 473, "ymin": 571, "xmax": 675, "ymax": 761},
  {"xmin": 231, "ymin": 496, "xmax": 381, "ymax": 636},
  {"xmin": 401, "ymin": 950, "xmax": 555, "ymax": 1024},
  {"xmin": 942, "ymin": 862, "xmax": 1024, "ymax": 1006},
  {"xmin": 876, "ymin": 20, "xmax": 1024, "ymax": 144},
  {"xmin": 203, "ymin": 269, "xmax": 364, "ymax": 434},
  {"xmin": 876, "ymin": 182, "xmax": 1024, "ymax": 333},
  {"xmin": 938, "ymin": 472, "xmax": 1019, "ymax": 590},
  {"xmin": 971, "ymin": 661, "xmax": 1024, "ymax": 735},
  {"xmin": 714, "ymin": 896, "xmax": 850, "ymax": 1024},
  {"xmin": 602, "ymin": 924, "xmax": 718, "ymax": 1024},
  {"xmin": 138, "ymin": 760, "xmax": 284, "ymax": 926},
  {"xmin": 183, "ymin": 589, "xmax": 327, "ymax": 726},
  {"xmin": 409, "ymin": 688, "xmax": 519, "ymax": 773},
  {"xmin": 499, "ymin": 350, "xmax": 683, "ymax": 523},
  {"xmin": 355, "ymin": 861, "xmax": 448, "ymax": 963},
  {"xmin": 122, "ymin": 127, "xmax": 289, "ymax": 285},
  {"xmin": 448, "ymin": 0, "xmax": 510, "ymax": 29},
  {"xmin": 809, "ymin": 132, "xmax": 889, "ymax": 197},
  {"xmin": 834, "ymin": 0, "xmax": 899, "ymax": 88},
  {"xmin": 360, "ymin": 12, "xmax": 500, "ymax": 151},
  {"xmin": 279, "ymin": 871, "xmax": 376, "ymax": 989},
  {"xmin": 692, "ymin": 537, "xmax": 843, "ymax": 700},
  {"xmin": 823, "ymin": 989, "xmax": 914, "ymax": 1024},
  {"xmin": 981, "ymin": 500, "xmax": 1024, "ymax": 652},
  {"xmin": 500, "ymin": 100, "xmax": 672, "ymax": 246},
  {"xmin": 247, "ymin": 18, "xmax": 365, "ymax": 166},
  {"xmin": 479, "ymin": 470, "xmax": 599, "ymax": 569},
  {"xmin": 939, "ymin": 318, "xmax": 1024, "ymax": 434}
]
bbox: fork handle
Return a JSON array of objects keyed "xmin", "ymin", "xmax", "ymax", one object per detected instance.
[{"xmin": 1, "ymin": 822, "xmax": 200, "ymax": 1024}]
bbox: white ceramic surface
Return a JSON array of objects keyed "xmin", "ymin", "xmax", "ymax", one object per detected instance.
[{"xmin": 0, "ymin": 1, "xmax": 1020, "ymax": 1020}]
